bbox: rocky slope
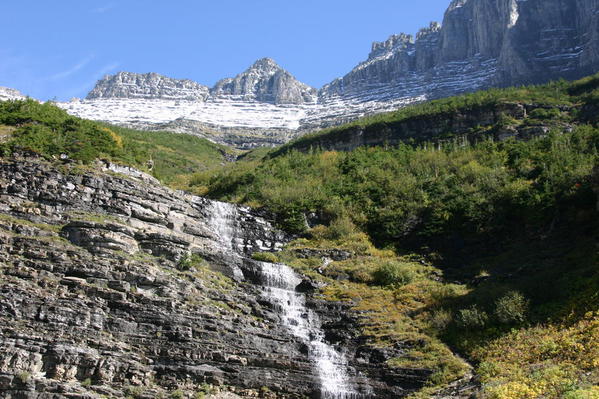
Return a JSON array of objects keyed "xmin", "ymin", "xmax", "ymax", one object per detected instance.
[
  {"xmin": 320, "ymin": 0, "xmax": 599, "ymax": 101},
  {"xmin": 87, "ymin": 72, "xmax": 210, "ymax": 101},
  {"xmin": 0, "ymin": 155, "xmax": 445, "ymax": 398},
  {"xmin": 212, "ymin": 58, "xmax": 317, "ymax": 105},
  {"xmin": 51, "ymin": 0, "xmax": 599, "ymax": 148}
]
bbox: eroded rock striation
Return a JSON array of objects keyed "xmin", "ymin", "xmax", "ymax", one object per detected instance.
[
  {"xmin": 87, "ymin": 72, "xmax": 210, "ymax": 101},
  {"xmin": 320, "ymin": 0, "xmax": 599, "ymax": 102},
  {"xmin": 0, "ymin": 156, "xmax": 435, "ymax": 398}
]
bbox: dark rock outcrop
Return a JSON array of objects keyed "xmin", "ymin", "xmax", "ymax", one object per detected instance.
[{"xmin": 279, "ymin": 101, "xmax": 573, "ymax": 154}]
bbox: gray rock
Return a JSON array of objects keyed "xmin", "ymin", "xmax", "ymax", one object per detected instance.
[
  {"xmin": 319, "ymin": 0, "xmax": 599, "ymax": 106},
  {"xmin": 87, "ymin": 72, "xmax": 210, "ymax": 101},
  {"xmin": 0, "ymin": 156, "xmax": 433, "ymax": 398},
  {"xmin": 211, "ymin": 58, "xmax": 317, "ymax": 105}
]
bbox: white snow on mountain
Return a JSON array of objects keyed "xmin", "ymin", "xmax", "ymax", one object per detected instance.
[{"xmin": 0, "ymin": 87, "xmax": 26, "ymax": 101}]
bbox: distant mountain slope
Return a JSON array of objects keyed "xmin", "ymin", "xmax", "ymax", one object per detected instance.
[
  {"xmin": 319, "ymin": 0, "xmax": 599, "ymax": 103},
  {"xmin": 0, "ymin": 87, "xmax": 25, "ymax": 101},
  {"xmin": 42, "ymin": 0, "xmax": 599, "ymax": 148}
]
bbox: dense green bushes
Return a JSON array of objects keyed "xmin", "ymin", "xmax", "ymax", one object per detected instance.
[
  {"xmin": 191, "ymin": 125, "xmax": 598, "ymax": 248},
  {"xmin": 0, "ymin": 100, "xmax": 122, "ymax": 162}
]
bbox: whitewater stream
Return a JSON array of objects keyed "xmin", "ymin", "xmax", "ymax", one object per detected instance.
[{"xmin": 208, "ymin": 200, "xmax": 364, "ymax": 398}]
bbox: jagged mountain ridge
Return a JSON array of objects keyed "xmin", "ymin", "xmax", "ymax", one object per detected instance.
[
  {"xmin": 319, "ymin": 0, "xmax": 599, "ymax": 101},
  {"xmin": 51, "ymin": 0, "xmax": 599, "ymax": 148},
  {"xmin": 87, "ymin": 58, "xmax": 316, "ymax": 105},
  {"xmin": 86, "ymin": 72, "xmax": 210, "ymax": 101}
]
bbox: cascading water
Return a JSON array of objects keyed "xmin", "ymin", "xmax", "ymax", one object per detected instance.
[
  {"xmin": 207, "ymin": 199, "xmax": 366, "ymax": 398},
  {"xmin": 209, "ymin": 200, "xmax": 238, "ymax": 251},
  {"xmin": 257, "ymin": 261, "xmax": 362, "ymax": 399}
]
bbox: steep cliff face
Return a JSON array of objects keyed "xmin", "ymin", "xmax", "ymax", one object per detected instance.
[
  {"xmin": 86, "ymin": 72, "xmax": 210, "ymax": 101},
  {"xmin": 211, "ymin": 58, "xmax": 317, "ymax": 105},
  {"xmin": 320, "ymin": 0, "xmax": 599, "ymax": 102},
  {"xmin": 0, "ymin": 156, "xmax": 434, "ymax": 398}
]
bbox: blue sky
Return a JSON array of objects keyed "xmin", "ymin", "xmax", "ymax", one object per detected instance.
[{"xmin": 0, "ymin": 1, "xmax": 450, "ymax": 101}]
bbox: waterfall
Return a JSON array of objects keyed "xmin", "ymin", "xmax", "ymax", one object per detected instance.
[
  {"xmin": 209, "ymin": 200, "xmax": 238, "ymax": 251},
  {"xmin": 257, "ymin": 261, "xmax": 362, "ymax": 399},
  {"xmin": 206, "ymin": 199, "xmax": 366, "ymax": 397}
]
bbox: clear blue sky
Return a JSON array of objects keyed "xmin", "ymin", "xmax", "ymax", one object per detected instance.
[{"xmin": 0, "ymin": 1, "xmax": 450, "ymax": 101}]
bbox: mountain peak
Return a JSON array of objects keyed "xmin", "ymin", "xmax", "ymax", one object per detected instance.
[
  {"xmin": 86, "ymin": 71, "xmax": 209, "ymax": 101},
  {"xmin": 252, "ymin": 57, "xmax": 279, "ymax": 68},
  {"xmin": 211, "ymin": 58, "xmax": 316, "ymax": 105}
]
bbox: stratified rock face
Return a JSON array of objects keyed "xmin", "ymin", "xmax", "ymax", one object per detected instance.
[
  {"xmin": 0, "ymin": 156, "xmax": 426, "ymax": 398},
  {"xmin": 86, "ymin": 71, "xmax": 210, "ymax": 101},
  {"xmin": 211, "ymin": 58, "xmax": 317, "ymax": 104},
  {"xmin": 320, "ymin": 0, "xmax": 599, "ymax": 102}
]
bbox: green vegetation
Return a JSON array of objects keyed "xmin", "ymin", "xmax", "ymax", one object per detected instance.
[
  {"xmin": 274, "ymin": 77, "xmax": 584, "ymax": 155},
  {"xmin": 189, "ymin": 126, "xmax": 597, "ymax": 249},
  {"xmin": 106, "ymin": 124, "xmax": 234, "ymax": 186},
  {"xmin": 0, "ymin": 99, "xmax": 233, "ymax": 186}
]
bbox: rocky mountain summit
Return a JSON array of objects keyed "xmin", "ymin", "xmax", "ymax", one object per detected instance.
[
  {"xmin": 86, "ymin": 72, "xmax": 210, "ymax": 101},
  {"xmin": 212, "ymin": 58, "xmax": 317, "ymax": 104},
  {"xmin": 88, "ymin": 59, "xmax": 316, "ymax": 106},
  {"xmin": 51, "ymin": 0, "xmax": 599, "ymax": 148},
  {"xmin": 0, "ymin": 155, "xmax": 449, "ymax": 398},
  {"xmin": 320, "ymin": 0, "xmax": 599, "ymax": 101}
]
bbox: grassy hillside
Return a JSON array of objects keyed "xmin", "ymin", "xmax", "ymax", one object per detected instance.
[{"xmin": 0, "ymin": 99, "xmax": 234, "ymax": 186}]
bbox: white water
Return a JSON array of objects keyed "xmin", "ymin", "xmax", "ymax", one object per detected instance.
[
  {"xmin": 209, "ymin": 200, "xmax": 238, "ymax": 251},
  {"xmin": 207, "ymin": 200, "xmax": 365, "ymax": 397},
  {"xmin": 257, "ymin": 261, "xmax": 361, "ymax": 399}
]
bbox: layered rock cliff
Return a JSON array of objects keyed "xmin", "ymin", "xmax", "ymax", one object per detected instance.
[
  {"xmin": 320, "ymin": 0, "xmax": 599, "ymax": 102},
  {"xmin": 87, "ymin": 59, "xmax": 317, "ymax": 106},
  {"xmin": 86, "ymin": 72, "xmax": 210, "ymax": 101},
  {"xmin": 0, "ymin": 155, "xmax": 440, "ymax": 398}
]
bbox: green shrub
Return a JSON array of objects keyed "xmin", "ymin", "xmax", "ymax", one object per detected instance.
[
  {"xmin": 529, "ymin": 107, "xmax": 562, "ymax": 120},
  {"xmin": 251, "ymin": 252, "xmax": 279, "ymax": 263},
  {"xmin": 494, "ymin": 291, "xmax": 528, "ymax": 324},
  {"xmin": 372, "ymin": 261, "xmax": 418, "ymax": 287},
  {"xmin": 16, "ymin": 371, "xmax": 30, "ymax": 384},
  {"xmin": 170, "ymin": 389, "xmax": 184, "ymax": 399},
  {"xmin": 456, "ymin": 305, "xmax": 489, "ymax": 329},
  {"xmin": 123, "ymin": 385, "xmax": 144, "ymax": 398},
  {"xmin": 326, "ymin": 214, "xmax": 358, "ymax": 240},
  {"xmin": 429, "ymin": 308, "xmax": 453, "ymax": 330},
  {"xmin": 177, "ymin": 254, "xmax": 208, "ymax": 271}
]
